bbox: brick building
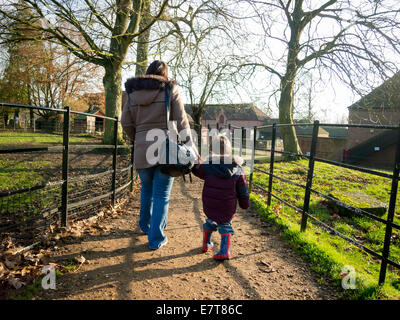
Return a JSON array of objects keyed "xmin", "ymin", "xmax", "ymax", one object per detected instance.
[
  {"xmin": 184, "ymin": 103, "xmax": 268, "ymax": 138},
  {"xmin": 346, "ymin": 71, "xmax": 400, "ymax": 169},
  {"xmin": 73, "ymin": 106, "xmax": 105, "ymax": 134},
  {"xmin": 186, "ymin": 103, "xmax": 268, "ymax": 129}
]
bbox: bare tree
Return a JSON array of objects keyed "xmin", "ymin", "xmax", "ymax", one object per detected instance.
[
  {"xmin": 240, "ymin": 0, "xmax": 400, "ymax": 153},
  {"xmin": 0, "ymin": 0, "xmax": 169, "ymax": 143},
  {"xmin": 293, "ymin": 71, "xmax": 316, "ymax": 122},
  {"xmin": 134, "ymin": 0, "xmax": 152, "ymax": 76},
  {"xmin": 149, "ymin": 0, "xmax": 255, "ymax": 148}
]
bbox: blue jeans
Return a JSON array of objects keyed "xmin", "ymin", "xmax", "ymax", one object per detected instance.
[
  {"xmin": 137, "ymin": 166, "xmax": 174, "ymax": 249},
  {"xmin": 203, "ymin": 218, "xmax": 234, "ymax": 235}
]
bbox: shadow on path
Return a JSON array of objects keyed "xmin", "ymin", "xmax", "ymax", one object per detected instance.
[{"xmin": 178, "ymin": 179, "xmax": 262, "ymax": 299}]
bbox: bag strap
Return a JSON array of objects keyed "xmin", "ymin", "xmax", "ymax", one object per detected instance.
[
  {"xmin": 164, "ymin": 84, "xmax": 170, "ymax": 164},
  {"xmin": 164, "ymin": 84, "xmax": 171, "ymax": 130}
]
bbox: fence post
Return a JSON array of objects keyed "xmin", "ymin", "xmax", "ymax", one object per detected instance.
[
  {"xmin": 197, "ymin": 123, "xmax": 202, "ymax": 154},
  {"xmin": 249, "ymin": 126, "xmax": 257, "ymax": 193},
  {"xmin": 130, "ymin": 143, "xmax": 135, "ymax": 193},
  {"xmin": 228, "ymin": 123, "xmax": 232, "ymax": 145},
  {"xmin": 240, "ymin": 127, "xmax": 244, "ymax": 157},
  {"xmin": 61, "ymin": 106, "xmax": 70, "ymax": 227},
  {"xmin": 111, "ymin": 118, "xmax": 118, "ymax": 207},
  {"xmin": 378, "ymin": 125, "xmax": 400, "ymax": 285},
  {"xmin": 300, "ymin": 120, "xmax": 319, "ymax": 232},
  {"xmin": 267, "ymin": 123, "xmax": 277, "ymax": 206}
]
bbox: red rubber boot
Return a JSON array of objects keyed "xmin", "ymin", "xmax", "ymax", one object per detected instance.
[
  {"xmin": 213, "ymin": 234, "xmax": 231, "ymax": 260},
  {"xmin": 202, "ymin": 229, "xmax": 214, "ymax": 252}
]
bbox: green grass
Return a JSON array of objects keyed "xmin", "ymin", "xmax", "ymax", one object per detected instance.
[
  {"xmin": 0, "ymin": 158, "xmax": 52, "ymax": 190},
  {"xmin": 0, "ymin": 131, "xmax": 100, "ymax": 146},
  {"xmin": 0, "ymin": 156, "xmax": 62, "ymax": 216},
  {"xmin": 0, "ymin": 130, "xmax": 103, "ymax": 191},
  {"xmin": 0, "ymin": 130, "xmax": 101, "ymax": 216},
  {"xmin": 250, "ymin": 159, "xmax": 400, "ymax": 300}
]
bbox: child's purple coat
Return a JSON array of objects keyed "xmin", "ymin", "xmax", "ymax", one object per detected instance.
[{"xmin": 192, "ymin": 156, "xmax": 250, "ymax": 224}]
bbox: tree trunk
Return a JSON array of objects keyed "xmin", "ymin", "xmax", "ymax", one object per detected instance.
[
  {"xmin": 279, "ymin": 10, "xmax": 302, "ymax": 156},
  {"xmin": 191, "ymin": 109, "xmax": 203, "ymax": 152},
  {"xmin": 103, "ymin": 63, "xmax": 124, "ymax": 145},
  {"xmin": 279, "ymin": 72, "xmax": 302, "ymax": 155},
  {"xmin": 135, "ymin": 0, "xmax": 151, "ymax": 77}
]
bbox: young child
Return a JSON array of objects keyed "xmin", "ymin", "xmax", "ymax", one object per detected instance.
[{"xmin": 192, "ymin": 134, "xmax": 250, "ymax": 260}]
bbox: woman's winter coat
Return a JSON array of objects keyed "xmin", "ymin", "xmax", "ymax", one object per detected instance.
[{"xmin": 121, "ymin": 74, "xmax": 192, "ymax": 169}]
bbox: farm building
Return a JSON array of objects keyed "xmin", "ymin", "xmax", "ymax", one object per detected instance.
[
  {"xmin": 258, "ymin": 119, "xmax": 349, "ymax": 161},
  {"xmin": 184, "ymin": 103, "xmax": 268, "ymax": 130},
  {"xmin": 73, "ymin": 106, "xmax": 105, "ymax": 134},
  {"xmin": 345, "ymin": 71, "xmax": 400, "ymax": 169},
  {"xmin": 184, "ymin": 103, "xmax": 269, "ymax": 145}
]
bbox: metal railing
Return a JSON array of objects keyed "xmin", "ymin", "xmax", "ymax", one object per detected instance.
[
  {"xmin": 223, "ymin": 120, "xmax": 400, "ymax": 286},
  {"xmin": 0, "ymin": 102, "xmax": 135, "ymax": 236}
]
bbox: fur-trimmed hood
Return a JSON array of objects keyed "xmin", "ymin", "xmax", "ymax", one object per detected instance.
[
  {"xmin": 124, "ymin": 75, "xmax": 177, "ymax": 107},
  {"xmin": 124, "ymin": 74, "xmax": 177, "ymax": 94}
]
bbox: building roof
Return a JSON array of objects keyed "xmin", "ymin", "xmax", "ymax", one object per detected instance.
[
  {"xmin": 321, "ymin": 126, "xmax": 348, "ymax": 139},
  {"xmin": 348, "ymin": 71, "xmax": 400, "ymax": 110},
  {"xmin": 295, "ymin": 126, "xmax": 329, "ymax": 137},
  {"xmin": 258, "ymin": 119, "xmax": 348, "ymax": 139},
  {"xmin": 184, "ymin": 103, "xmax": 269, "ymax": 121},
  {"xmin": 74, "ymin": 107, "xmax": 105, "ymax": 120}
]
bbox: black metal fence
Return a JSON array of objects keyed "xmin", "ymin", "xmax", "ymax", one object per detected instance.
[
  {"xmin": 221, "ymin": 121, "xmax": 400, "ymax": 286},
  {"xmin": 0, "ymin": 103, "xmax": 135, "ymax": 243}
]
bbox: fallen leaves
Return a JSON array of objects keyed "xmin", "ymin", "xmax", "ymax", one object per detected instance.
[
  {"xmin": 8, "ymin": 277, "xmax": 26, "ymax": 290},
  {"xmin": 0, "ymin": 248, "xmax": 59, "ymax": 292},
  {"xmin": 0, "ymin": 191, "xmax": 129, "ymax": 297},
  {"xmin": 0, "ymin": 261, "xmax": 7, "ymax": 280},
  {"xmin": 3, "ymin": 251, "xmax": 22, "ymax": 270},
  {"xmin": 0, "ymin": 216, "xmax": 111, "ymax": 293},
  {"xmin": 273, "ymin": 205, "xmax": 282, "ymax": 216}
]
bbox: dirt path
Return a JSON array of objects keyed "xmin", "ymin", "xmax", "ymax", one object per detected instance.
[{"xmin": 34, "ymin": 176, "xmax": 338, "ymax": 300}]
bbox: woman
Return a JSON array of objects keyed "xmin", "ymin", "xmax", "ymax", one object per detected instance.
[{"xmin": 121, "ymin": 60, "xmax": 193, "ymax": 250}]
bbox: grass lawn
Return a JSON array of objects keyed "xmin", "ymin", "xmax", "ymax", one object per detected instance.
[
  {"xmin": 0, "ymin": 131, "xmax": 103, "ymax": 191},
  {"xmin": 0, "ymin": 131, "xmax": 101, "ymax": 147},
  {"xmin": 251, "ymin": 159, "xmax": 400, "ymax": 300},
  {"xmin": 0, "ymin": 158, "xmax": 52, "ymax": 191}
]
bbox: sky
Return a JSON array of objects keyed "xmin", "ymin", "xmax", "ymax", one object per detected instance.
[{"xmin": 121, "ymin": 0, "xmax": 388, "ymax": 125}]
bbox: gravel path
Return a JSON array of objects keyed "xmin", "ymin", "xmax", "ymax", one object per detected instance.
[{"xmin": 35, "ymin": 176, "xmax": 339, "ymax": 300}]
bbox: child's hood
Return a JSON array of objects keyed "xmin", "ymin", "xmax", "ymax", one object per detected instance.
[{"xmin": 204, "ymin": 155, "xmax": 244, "ymax": 178}]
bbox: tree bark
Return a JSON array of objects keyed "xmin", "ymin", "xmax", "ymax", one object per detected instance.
[
  {"xmin": 135, "ymin": 0, "xmax": 151, "ymax": 77},
  {"xmin": 191, "ymin": 107, "xmax": 203, "ymax": 151},
  {"xmin": 279, "ymin": 72, "xmax": 302, "ymax": 155},
  {"xmin": 278, "ymin": 3, "xmax": 303, "ymax": 155},
  {"xmin": 103, "ymin": 63, "xmax": 124, "ymax": 144}
]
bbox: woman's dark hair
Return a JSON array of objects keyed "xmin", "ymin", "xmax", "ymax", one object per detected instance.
[{"xmin": 146, "ymin": 60, "xmax": 168, "ymax": 78}]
